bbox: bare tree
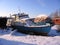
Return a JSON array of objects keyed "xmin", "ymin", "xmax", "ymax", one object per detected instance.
[{"xmin": 50, "ymin": 9, "xmax": 60, "ymax": 18}]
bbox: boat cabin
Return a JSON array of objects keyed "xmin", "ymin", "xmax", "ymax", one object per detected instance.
[{"xmin": 12, "ymin": 13, "xmax": 29, "ymax": 20}]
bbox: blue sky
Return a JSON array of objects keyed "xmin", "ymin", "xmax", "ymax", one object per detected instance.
[{"xmin": 0, "ymin": 0, "xmax": 60, "ymax": 17}]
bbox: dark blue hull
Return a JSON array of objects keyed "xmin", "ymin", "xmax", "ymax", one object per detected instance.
[{"xmin": 12, "ymin": 25, "xmax": 51, "ymax": 35}]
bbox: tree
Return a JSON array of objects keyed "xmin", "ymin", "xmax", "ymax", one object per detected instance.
[{"xmin": 50, "ymin": 9, "xmax": 60, "ymax": 18}]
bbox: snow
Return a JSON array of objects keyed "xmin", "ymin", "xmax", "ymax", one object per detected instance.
[
  {"xmin": 36, "ymin": 14, "xmax": 48, "ymax": 18},
  {"xmin": 0, "ymin": 25, "xmax": 60, "ymax": 45}
]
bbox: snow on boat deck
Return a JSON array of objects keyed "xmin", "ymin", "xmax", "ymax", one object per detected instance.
[{"xmin": 28, "ymin": 23, "xmax": 50, "ymax": 27}]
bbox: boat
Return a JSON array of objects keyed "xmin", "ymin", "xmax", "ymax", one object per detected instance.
[
  {"xmin": 52, "ymin": 18, "xmax": 60, "ymax": 25},
  {"xmin": 52, "ymin": 18, "xmax": 60, "ymax": 32},
  {"xmin": 9, "ymin": 13, "xmax": 53, "ymax": 35}
]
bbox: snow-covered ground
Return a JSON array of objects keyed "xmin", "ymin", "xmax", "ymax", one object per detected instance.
[{"xmin": 0, "ymin": 25, "xmax": 60, "ymax": 45}]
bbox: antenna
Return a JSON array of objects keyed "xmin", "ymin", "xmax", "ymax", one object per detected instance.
[
  {"xmin": 58, "ymin": 9, "xmax": 60, "ymax": 17},
  {"xmin": 10, "ymin": 14, "xmax": 11, "ymax": 18}
]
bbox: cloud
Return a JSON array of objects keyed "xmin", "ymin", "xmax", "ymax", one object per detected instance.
[{"xmin": 36, "ymin": 0, "xmax": 46, "ymax": 7}]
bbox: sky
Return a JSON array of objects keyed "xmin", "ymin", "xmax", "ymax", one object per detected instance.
[{"xmin": 0, "ymin": 0, "xmax": 60, "ymax": 17}]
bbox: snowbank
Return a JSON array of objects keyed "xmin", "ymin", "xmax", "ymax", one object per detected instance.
[{"xmin": 0, "ymin": 25, "xmax": 60, "ymax": 45}]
